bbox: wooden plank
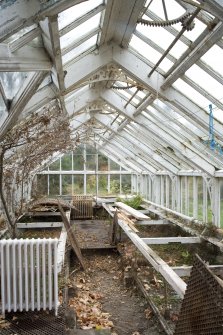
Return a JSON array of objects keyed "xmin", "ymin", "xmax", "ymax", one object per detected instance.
[
  {"xmin": 114, "ymin": 202, "xmax": 151, "ymax": 220},
  {"xmin": 118, "ymin": 212, "xmax": 139, "ymax": 233},
  {"xmin": 17, "ymin": 222, "xmax": 63, "ymax": 228},
  {"xmin": 25, "ymin": 212, "xmax": 62, "ymax": 216},
  {"xmin": 109, "ymin": 210, "xmax": 119, "ymax": 245},
  {"xmin": 136, "ymin": 219, "xmax": 169, "ymax": 225},
  {"xmin": 118, "ymin": 218, "xmax": 186, "ymax": 298},
  {"xmin": 141, "ymin": 237, "xmax": 201, "ymax": 244},
  {"xmin": 58, "ymin": 202, "xmax": 85, "ymax": 270}
]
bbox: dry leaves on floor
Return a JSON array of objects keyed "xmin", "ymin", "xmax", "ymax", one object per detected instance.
[
  {"xmin": 69, "ymin": 284, "xmax": 114, "ymax": 330},
  {"xmin": 0, "ymin": 317, "xmax": 10, "ymax": 329}
]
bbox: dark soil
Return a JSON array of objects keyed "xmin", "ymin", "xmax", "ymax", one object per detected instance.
[{"xmin": 18, "ymin": 228, "xmax": 61, "ymax": 239}]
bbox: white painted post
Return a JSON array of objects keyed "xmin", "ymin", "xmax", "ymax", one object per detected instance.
[
  {"xmin": 212, "ymin": 178, "xmax": 220, "ymax": 227},
  {"xmin": 160, "ymin": 175, "xmax": 164, "ymax": 206},
  {"xmin": 166, "ymin": 175, "xmax": 170, "ymax": 209},
  {"xmin": 203, "ymin": 178, "xmax": 207, "ymax": 223},
  {"xmin": 176, "ymin": 176, "xmax": 181, "ymax": 212},
  {"xmin": 193, "ymin": 176, "xmax": 198, "ymax": 219},
  {"xmin": 185, "ymin": 176, "xmax": 189, "ymax": 216}
]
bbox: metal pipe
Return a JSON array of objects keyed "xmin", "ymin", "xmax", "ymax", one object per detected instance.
[{"xmin": 148, "ymin": 8, "xmax": 200, "ymax": 77}]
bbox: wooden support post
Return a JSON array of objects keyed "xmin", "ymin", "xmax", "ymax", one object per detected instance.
[
  {"xmin": 58, "ymin": 202, "xmax": 85, "ymax": 270},
  {"xmin": 109, "ymin": 210, "xmax": 119, "ymax": 245}
]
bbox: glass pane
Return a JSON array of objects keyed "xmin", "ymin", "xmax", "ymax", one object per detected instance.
[
  {"xmin": 58, "ymin": 0, "xmax": 103, "ymax": 30},
  {"xmin": 0, "ymin": 72, "xmax": 29, "ymax": 99},
  {"xmin": 98, "ymin": 155, "xmax": 108, "ymax": 171},
  {"xmin": 86, "ymin": 175, "xmax": 96, "ymax": 194},
  {"xmin": 60, "ymin": 13, "xmax": 101, "ymax": 49},
  {"xmin": 36, "ymin": 174, "xmax": 48, "ymax": 197},
  {"xmin": 62, "ymin": 175, "xmax": 72, "ymax": 195},
  {"xmin": 110, "ymin": 175, "xmax": 120, "ymax": 195},
  {"xmin": 121, "ymin": 175, "xmax": 131, "ymax": 194},
  {"xmin": 73, "ymin": 155, "xmax": 84, "ymax": 170},
  {"xmin": 86, "ymin": 145, "xmax": 97, "ymax": 154},
  {"xmin": 73, "ymin": 175, "xmax": 84, "ymax": 194},
  {"xmin": 185, "ymin": 64, "xmax": 223, "ymax": 100},
  {"xmin": 201, "ymin": 45, "xmax": 223, "ymax": 77},
  {"xmin": 86, "ymin": 154, "xmax": 96, "ymax": 170},
  {"xmin": 5, "ymin": 24, "xmax": 37, "ymax": 43},
  {"xmin": 49, "ymin": 175, "xmax": 60, "ymax": 196},
  {"xmin": 62, "ymin": 35, "xmax": 97, "ymax": 65},
  {"xmin": 49, "ymin": 159, "xmax": 60, "ymax": 171},
  {"xmin": 110, "ymin": 159, "xmax": 120, "ymax": 171},
  {"xmin": 74, "ymin": 145, "xmax": 84, "ymax": 154},
  {"xmin": 148, "ymin": 0, "xmax": 184, "ymax": 20},
  {"xmin": 173, "ymin": 78, "xmax": 212, "ymax": 110},
  {"xmin": 61, "ymin": 153, "xmax": 72, "ymax": 170},
  {"xmin": 130, "ymin": 35, "xmax": 173, "ymax": 72},
  {"xmin": 98, "ymin": 175, "xmax": 108, "ymax": 196}
]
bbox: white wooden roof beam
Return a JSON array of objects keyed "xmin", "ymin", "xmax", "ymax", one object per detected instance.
[
  {"xmin": 64, "ymin": 44, "xmax": 113, "ymax": 94},
  {"xmin": 0, "ymin": 71, "xmax": 47, "ymax": 140},
  {"xmin": 59, "ymin": 3, "xmax": 105, "ymax": 37},
  {"xmin": 196, "ymin": 0, "xmax": 223, "ymax": 21},
  {"xmin": 93, "ymin": 140, "xmax": 142, "ymax": 174},
  {"xmin": 70, "ymin": 112, "xmax": 91, "ymax": 131},
  {"xmin": 127, "ymin": 123, "xmax": 196, "ymax": 171},
  {"xmin": 149, "ymin": 103, "xmax": 223, "ymax": 169},
  {"xmin": 161, "ymin": 21, "xmax": 223, "ymax": 89},
  {"xmin": 48, "ymin": 15, "xmax": 65, "ymax": 92},
  {"xmin": 95, "ymin": 113, "xmax": 180, "ymax": 174},
  {"xmin": 140, "ymin": 109, "xmax": 219, "ymax": 172},
  {"xmin": 98, "ymin": 134, "xmax": 156, "ymax": 173},
  {"xmin": 62, "ymin": 27, "xmax": 100, "ymax": 56},
  {"xmin": 0, "ymin": 0, "xmax": 87, "ymax": 43},
  {"xmin": 100, "ymin": 89, "xmax": 215, "ymax": 175},
  {"xmin": 9, "ymin": 27, "xmax": 41, "ymax": 53},
  {"xmin": 95, "ymin": 114, "xmax": 169, "ymax": 173},
  {"xmin": 0, "ymin": 44, "xmax": 51, "ymax": 71},
  {"xmin": 21, "ymin": 84, "xmax": 57, "ymax": 119},
  {"xmin": 135, "ymin": 28, "xmax": 223, "ymax": 88},
  {"xmin": 99, "ymin": 0, "xmax": 145, "ymax": 47},
  {"xmin": 112, "ymin": 44, "xmax": 223, "ymax": 137}
]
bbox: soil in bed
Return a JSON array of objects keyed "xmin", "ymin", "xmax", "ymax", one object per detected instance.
[
  {"xmin": 18, "ymin": 228, "xmax": 61, "ymax": 239},
  {"xmin": 68, "ymin": 250, "xmax": 165, "ymax": 335}
]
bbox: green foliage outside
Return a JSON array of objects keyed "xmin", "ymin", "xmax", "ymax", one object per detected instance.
[{"xmin": 116, "ymin": 194, "xmax": 143, "ymax": 209}]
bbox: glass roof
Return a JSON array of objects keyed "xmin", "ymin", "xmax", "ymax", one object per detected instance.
[
  {"xmin": 58, "ymin": 0, "xmax": 103, "ymax": 30},
  {"xmin": 0, "ymin": 0, "xmax": 223, "ymax": 176},
  {"xmin": 0, "ymin": 72, "xmax": 29, "ymax": 100}
]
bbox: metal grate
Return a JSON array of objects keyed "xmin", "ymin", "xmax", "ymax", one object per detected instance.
[
  {"xmin": 1, "ymin": 307, "xmax": 66, "ymax": 335},
  {"xmin": 174, "ymin": 254, "xmax": 223, "ymax": 335},
  {"xmin": 72, "ymin": 195, "xmax": 93, "ymax": 219}
]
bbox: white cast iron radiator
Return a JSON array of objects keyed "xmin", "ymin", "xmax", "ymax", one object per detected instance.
[{"xmin": 0, "ymin": 238, "xmax": 58, "ymax": 316}]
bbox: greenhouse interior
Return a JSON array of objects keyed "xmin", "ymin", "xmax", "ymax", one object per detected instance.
[{"xmin": 1, "ymin": 0, "xmax": 223, "ymax": 334}]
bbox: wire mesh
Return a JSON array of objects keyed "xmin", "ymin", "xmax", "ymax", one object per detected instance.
[
  {"xmin": 174, "ymin": 254, "xmax": 223, "ymax": 334},
  {"xmin": 1, "ymin": 307, "xmax": 66, "ymax": 335}
]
